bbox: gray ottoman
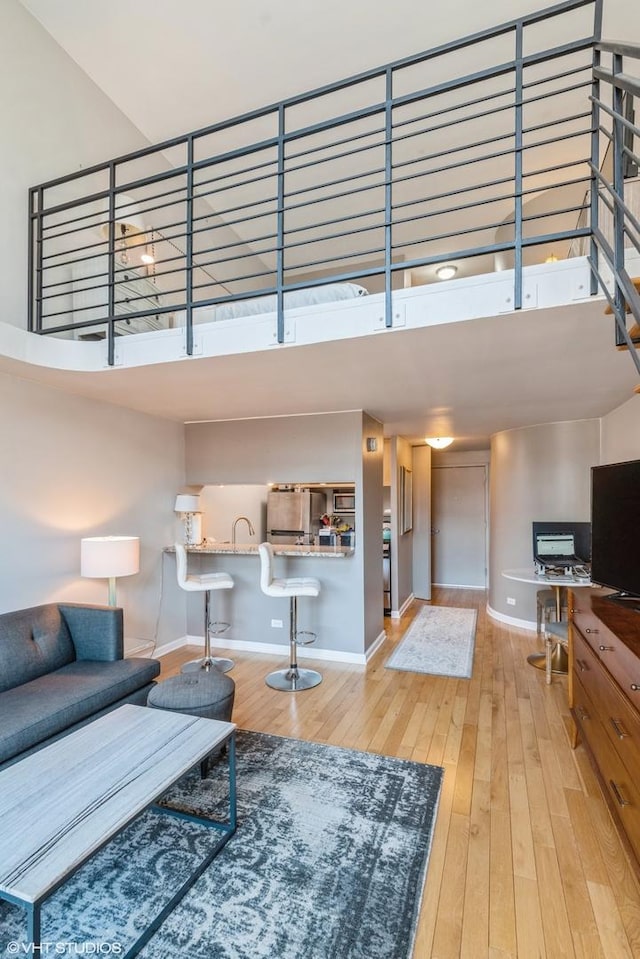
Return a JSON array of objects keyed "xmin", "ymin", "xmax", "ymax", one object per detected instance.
[{"xmin": 147, "ymin": 670, "xmax": 235, "ymax": 776}]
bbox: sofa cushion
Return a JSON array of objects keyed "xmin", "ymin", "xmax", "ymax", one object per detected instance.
[
  {"xmin": 0, "ymin": 657, "xmax": 160, "ymax": 763},
  {"xmin": 0, "ymin": 605, "xmax": 76, "ymax": 693}
]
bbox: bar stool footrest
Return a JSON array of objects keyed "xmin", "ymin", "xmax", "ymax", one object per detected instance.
[
  {"xmin": 295, "ymin": 630, "xmax": 316, "ymax": 646},
  {"xmin": 208, "ymin": 621, "xmax": 230, "ymax": 636}
]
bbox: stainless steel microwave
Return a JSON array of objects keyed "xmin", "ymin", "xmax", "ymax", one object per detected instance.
[{"xmin": 333, "ymin": 492, "xmax": 355, "ymax": 512}]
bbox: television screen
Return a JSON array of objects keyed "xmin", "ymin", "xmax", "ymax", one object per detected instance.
[{"xmin": 591, "ymin": 460, "xmax": 640, "ymax": 597}]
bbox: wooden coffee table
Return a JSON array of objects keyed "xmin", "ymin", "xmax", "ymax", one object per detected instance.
[{"xmin": 0, "ymin": 704, "xmax": 236, "ymax": 958}]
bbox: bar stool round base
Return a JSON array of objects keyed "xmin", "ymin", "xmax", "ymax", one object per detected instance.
[
  {"xmin": 265, "ymin": 667, "xmax": 322, "ymax": 692},
  {"xmin": 182, "ymin": 657, "xmax": 235, "ymax": 675},
  {"xmin": 527, "ymin": 645, "xmax": 568, "ymax": 674}
]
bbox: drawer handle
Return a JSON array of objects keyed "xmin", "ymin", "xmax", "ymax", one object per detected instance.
[
  {"xmin": 570, "ymin": 608, "xmax": 581, "ymax": 614},
  {"xmin": 631, "ymin": 684, "xmax": 640, "ymax": 692},
  {"xmin": 610, "ymin": 718, "xmax": 629, "ymax": 739},
  {"xmin": 576, "ymin": 659, "xmax": 589, "ymax": 672},
  {"xmin": 610, "ymin": 780, "xmax": 632, "ymax": 807},
  {"xmin": 577, "ymin": 706, "xmax": 590, "ymax": 721},
  {"xmin": 585, "ymin": 628, "xmax": 599, "ymax": 634},
  {"xmin": 599, "ymin": 645, "xmax": 614, "ymax": 652}
]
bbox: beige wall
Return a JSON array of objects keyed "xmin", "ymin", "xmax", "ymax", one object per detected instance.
[
  {"xmin": 600, "ymin": 394, "xmax": 640, "ymax": 464},
  {"xmin": 489, "ymin": 418, "xmax": 599, "ymax": 624},
  {"xmin": 0, "ymin": 371, "xmax": 186, "ymax": 648}
]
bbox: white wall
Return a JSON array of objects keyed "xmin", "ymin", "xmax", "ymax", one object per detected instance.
[
  {"xmin": 0, "ymin": 371, "xmax": 186, "ymax": 649},
  {"xmin": 600, "ymin": 394, "xmax": 640, "ymax": 464},
  {"xmin": 0, "ymin": 0, "xmax": 153, "ymax": 328}
]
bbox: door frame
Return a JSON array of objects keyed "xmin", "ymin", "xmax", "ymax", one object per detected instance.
[{"xmin": 431, "ymin": 463, "xmax": 489, "ymax": 589}]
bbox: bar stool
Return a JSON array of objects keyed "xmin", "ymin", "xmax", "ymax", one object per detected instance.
[
  {"xmin": 258, "ymin": 542, "xmax": 322, "ymax": 692},
  {"xmin": 536, "ymin": 587, "xmax": 567, "ymax": 634},
  {"xmin": 174, "ymin": 543, "xmax": 234, "ymax": 673}
]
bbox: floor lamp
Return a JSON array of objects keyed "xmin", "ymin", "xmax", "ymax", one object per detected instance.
[{"xmin": 81, "ymin": 536, "xmax": 140, "ymax": 606}]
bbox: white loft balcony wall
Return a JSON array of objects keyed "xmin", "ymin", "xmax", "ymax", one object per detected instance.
[{"xmin": 0, "ymin": 257, "xmax": 601, "ymax": 375}]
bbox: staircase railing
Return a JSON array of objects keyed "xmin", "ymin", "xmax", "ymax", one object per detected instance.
[
  {"xmin": 28, "ymin": 0, "xmax": 601, "ymax": 366},
  {"xmin": 590, "ymin": 40, "xmax": 640, "ymax": 373}
]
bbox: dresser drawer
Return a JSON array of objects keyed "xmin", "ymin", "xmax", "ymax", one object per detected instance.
[
  {"xmin": 574, "ymin": 629, "xmax": 640, "ymax": 784},
  {"xmin": 573, "ymin": 673, "xmax": 640, "ymax": 862},
  {"xmin": 572, "ymin": 602, "xmax": 640, "ymax": 699}
]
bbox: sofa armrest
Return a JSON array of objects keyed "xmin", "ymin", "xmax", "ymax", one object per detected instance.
[{"xmin": 59, "ymin": 604, "xmax": 124, "ymax": 662}]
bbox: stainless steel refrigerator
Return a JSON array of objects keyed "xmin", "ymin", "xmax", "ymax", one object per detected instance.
[{"xmin": 266, "ymin": 490, "xmax": 326, "ymax": 545}]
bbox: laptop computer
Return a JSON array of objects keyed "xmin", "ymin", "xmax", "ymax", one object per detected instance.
[{"xmin": 534, "ymin": 532, "xmax": 582, "ymax": 566}]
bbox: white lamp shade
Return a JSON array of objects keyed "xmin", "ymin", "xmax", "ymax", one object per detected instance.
[
  {"xmin": 100, "ymin": 194, "xmax": 146, "ymax": 245},
  {"xmin": 174, "ymin": 494, "xmax": 201, "ymax": 513},
  {"xmin": 81, "ymin": 536, "xmax": 140, "ymax": 578}
]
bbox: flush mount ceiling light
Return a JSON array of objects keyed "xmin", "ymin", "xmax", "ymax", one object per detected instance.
[
  {"xmin": 545, "ymin": 253, "xmax": 559, "ymax": 263},
  {"xmin": 425, "ymin": 437, "xmax": 454, "ymax": 449},
  {"xmin": 436, "ymin": 265, "xmax": 457, "ymax": 281}
]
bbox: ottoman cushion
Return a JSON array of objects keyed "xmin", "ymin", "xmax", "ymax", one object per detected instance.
[{"xmin": 147, "ymin": 670, "xmax": 235, "ymax": 722}]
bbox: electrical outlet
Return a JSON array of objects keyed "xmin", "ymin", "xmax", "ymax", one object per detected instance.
[
  {"xmin": 271, "ymin": 619, "xmax": 283, "ymax": 628},
  {"xmin": 506, "ymin": 597, "xmax": 516, "ymax": 606}
]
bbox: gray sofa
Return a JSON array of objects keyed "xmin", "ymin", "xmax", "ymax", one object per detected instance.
[{"xmin": 0, "ymin": 602, "xmax": 160, "ymax": 768}]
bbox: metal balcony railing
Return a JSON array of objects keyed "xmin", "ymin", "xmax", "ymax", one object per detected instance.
[
  {"xmin": 589, "ymin": 39, "xmax": 640, "ymax": 373},
  {"xmin": 29, "ymin": 0, "xmax": 606, "ymax": 366}
]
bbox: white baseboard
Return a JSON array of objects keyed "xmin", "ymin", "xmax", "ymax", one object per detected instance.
[
  {"xmin": 390, "ymin": 593, "xmax": 415, "ymax": 620},
  {"xmin": 156, "ymin": 633, "xmax": 368, "ymax": 666},
  {"xmin": 365, "ymin": 629, "xmax": 387, "ymax": 661},
  {"xmin": 486, "ymin": 603, "xmax": 536, "ymax": 632},
  {"xmin": 433, "ymin": 582, "xmax": 487, "ymax": 589}
]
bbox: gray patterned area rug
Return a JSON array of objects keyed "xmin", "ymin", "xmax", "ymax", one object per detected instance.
[
  {"xmin": 386, "ymin": 605, "xmax": 477, "ymax": 678},
  {"xmin": 0, "ymin": 730, "xmax": 443, "ymax": 959}
]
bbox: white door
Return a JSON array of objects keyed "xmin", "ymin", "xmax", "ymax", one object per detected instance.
[{"xmin": 432, "ymin": 465, "xmax": 487, "ymax": 588}]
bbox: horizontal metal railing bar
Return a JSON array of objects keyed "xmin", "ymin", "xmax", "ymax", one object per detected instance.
[
  {"xmin": 390, "ymin": 63, "xmax": 587, "ymax": 145},
  {"xmin": 596, "ymin": 40, "xmax": 640, "ymax": 58},
  {"xmin": 392, "ymin": 219, "xmax": 588, "ymax": 254},
  {"xmin": 39, "ymin": 299, "xmax": 180, "ymax": 328},
  {"xmin": 591, "ymin": 97, "xmax": 640, "ymax": 138},
  {"xmin": 393, "ymin": 82, "xmax": 591, "ymax": 151},
  {"xmin": 593, "ymin": 67, "xmax": 640, "ymax": 99},
  {"xmin": 592, "ymin": 167, "xmax": 640, "ymax": 238},
  {"xmin": 595, "ymin": 180, "xmax": 640, "ymax": 252},
  {"xmin": 392, "ymin": 127, "xmax": 591, "ymax": 191},
  {"xmin": 39, "ymin": 177, "xmax": 189, "ymax": 237},
  {"xmin": 597, "ymin": 124, "xmax": 614, "ymax": 143},
  {"xmin": 393, "ymin": 110, "xmax": 591, "ymax": 178},
  {"xmin": 278, "ymin": 244, "xmax": 385, "ymax": 275},
  {"xmin": 37, "ymin": 171, "xmax": 189, "ymax": 222},
  {"xmin": 387, "ymin": 36, "xmax": 595, "ymax": 118},
  {"xmin": 623, "ymin": 145, "xmax": 640, "ymax": 168},
  {"xmin": 522, "ymin": 59, "xmax": 592, "ymax": 92}
]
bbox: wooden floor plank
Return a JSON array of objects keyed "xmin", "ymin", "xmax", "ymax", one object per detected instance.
[{"xmin": 158, "ymin": 587, "xmax": 640, "ymax": 959}]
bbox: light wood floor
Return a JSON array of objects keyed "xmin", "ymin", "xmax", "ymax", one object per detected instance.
[{"xmin": 159, "ymin": 588, "xmax": 640, "ymax": 958}]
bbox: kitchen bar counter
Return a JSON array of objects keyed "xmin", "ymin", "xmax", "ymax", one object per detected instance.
[{"xmin": 164, "ymin": 543, "xmax": 354, "ymax": 558}]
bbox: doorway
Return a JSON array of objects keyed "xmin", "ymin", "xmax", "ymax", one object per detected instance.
[{"xmin": 431, "ymin": 465, "xmax": 487, "ymax": 588}]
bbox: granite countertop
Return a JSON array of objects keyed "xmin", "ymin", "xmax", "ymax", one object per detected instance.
[{"xmin": 164, "ymin": 543, "xmax": 354, "ymax": 558}]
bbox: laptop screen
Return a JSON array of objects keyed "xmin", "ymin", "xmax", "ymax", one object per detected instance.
[{"xmin": 535, "ymin": 533, "xmax": 575, "ymax": 558}]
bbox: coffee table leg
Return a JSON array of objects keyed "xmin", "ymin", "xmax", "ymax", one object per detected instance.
[
  {"xmin": 228, "ymin": 731, "xmax": 237, "ymax": 831},
  {"xmin": 27, "ymin": 902, "xmax": 41, "ymax": 953}
]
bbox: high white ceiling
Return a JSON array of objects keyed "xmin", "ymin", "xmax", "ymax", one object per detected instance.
[{"xmin": 14, "ymin": 0, "xmax": 640, "ymax": 446}]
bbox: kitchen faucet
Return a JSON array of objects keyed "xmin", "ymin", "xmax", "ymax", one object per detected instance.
[{"xmin": 232, "ymin": 515, "xmax": 255, "ymax": 546}]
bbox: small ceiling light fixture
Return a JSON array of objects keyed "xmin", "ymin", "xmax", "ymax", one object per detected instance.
[
  {"xmin": 436, "ymin": 265, "xmax": 458, "ymax": 281},
  {"xmin": 425, "ymin": 437, "xmax": 454, "ymax": 450},
  {"xmin": 545, "ymin": 253, "xmax": 559, "ymax": 264}
]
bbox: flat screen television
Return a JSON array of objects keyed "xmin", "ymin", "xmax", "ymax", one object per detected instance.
[{"xmin": 591, "ymin": 459, "xmax": 640, "ymax": 605}]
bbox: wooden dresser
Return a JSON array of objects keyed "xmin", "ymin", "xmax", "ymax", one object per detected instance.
[{"xmin": 569, "ymin": 588, "xmax": 640, "ymax": 874}]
